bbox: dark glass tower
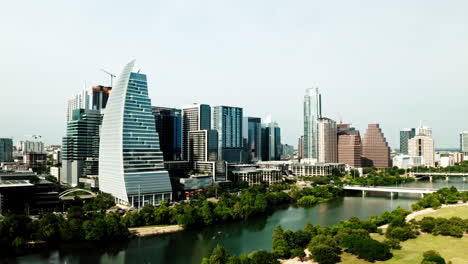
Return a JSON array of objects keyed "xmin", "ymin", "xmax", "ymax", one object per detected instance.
[
  {"xmin": 400, "ymin": 128, "xmax": 416, "ymax": 154},
  {"xmin": 213, "ymin": 106, "xmax": 243, "ymax": 163},
  {"xmin": 247, "ymin": 117, "xmax": 262, "ymax": 161},
  {"xmin": 152, "ymin": 106, "xmax": 182, "ymax": 161},
  {"xmin": 92, "ymin": 85, "xmax": 112, "ymax": 110}
]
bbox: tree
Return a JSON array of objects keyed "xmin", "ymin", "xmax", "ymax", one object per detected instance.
[
  {"xmin": 208, "ymin": 244, "xmax": 230, "ymax": 264},
  {"xmin": 290, "ymin": 248, "xmax": 306, "ymax": 261},
  {"xmin": 248, "ymin": 250, "xmax": 279, "ymax": 264},
  {"xmin": 309, "ymin": 245, "xmax": 341, "ymax": 264},
  {"xmin": 421, "ymin": 250, "xmax": 446, "ymax": 264}
]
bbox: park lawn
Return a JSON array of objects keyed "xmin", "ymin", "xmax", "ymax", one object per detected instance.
[
  {"xmin": 414, "ymin": 204, "xmax": 468, "ymax": 221},
  {"xmin": 340, "ymin": 233, "xmax": 468, "ymax": 264}
]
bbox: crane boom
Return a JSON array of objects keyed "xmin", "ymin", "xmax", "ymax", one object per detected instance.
[{"xmin": 100, "ymin": 69, "xmax": 116, "ymax": 87}]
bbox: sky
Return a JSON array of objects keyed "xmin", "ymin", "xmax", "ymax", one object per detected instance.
[{"xmin": 1, "ymin": 0, "xmax": 468, "ymax": 148}]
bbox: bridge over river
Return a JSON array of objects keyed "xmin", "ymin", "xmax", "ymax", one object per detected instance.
[
  {"xmin": 409, "ymin": 172, "xmax": 468, "ymax": 182},
  {"xmin": 343, "ymin": 185, "xmax": 437, "ymax": 198}
]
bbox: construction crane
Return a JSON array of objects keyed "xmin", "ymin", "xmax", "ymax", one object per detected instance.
[
  {"xmin": 24, "ymin": 135, "xmax": 42, "ymax": 140},
  {"xmin": 100, "ymin": 69, "xmax": 116, "ymax": 87}
]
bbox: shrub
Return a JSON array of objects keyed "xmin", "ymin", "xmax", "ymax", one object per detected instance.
[
  {"xmin": 309, "ymin": 245, "xmax": 341, "ymax": 264},
  {"xmin": 383, "ymin": 238, "xmax": 401, "ymax": 249},
  {"xmin": 421, "ymin": 250, "xmax": 446, "ymax": 264}
]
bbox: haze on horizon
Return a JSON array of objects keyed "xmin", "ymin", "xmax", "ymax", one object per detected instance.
[{"xmin": 1, "ymin": 0, "xmax": 468, "ymax": 149}]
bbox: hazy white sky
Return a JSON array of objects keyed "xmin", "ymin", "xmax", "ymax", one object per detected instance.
[{"xmin": 1, "ymin": 0, "xmax": 468, "ymax": 148}]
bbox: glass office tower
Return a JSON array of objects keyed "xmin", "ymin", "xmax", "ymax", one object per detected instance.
[
  {"xmin": 212, "ymin": 106, "xmax": 243, "ymax": 162},
  {"xmin": 303, "ymin": 88, "xmax": 322, "ymax": 161},
  {"xmin": 99, "ymin": 60, "xmax": 172, "ymax": 207}
]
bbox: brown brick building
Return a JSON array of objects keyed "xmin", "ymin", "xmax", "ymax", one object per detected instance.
[
  {"xmin": 362, "ymin": 124, "xmax": 391, "ymax": 168},
  {"xmin": 337, "ymin": 124, "xmax": 362, "ymax": 167}
]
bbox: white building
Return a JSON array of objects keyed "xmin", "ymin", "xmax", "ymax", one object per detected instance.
[
  {"xmin": 408, "ymin": 135, "xmax": 435, "ymax": 167},
  {"xmin": 460, "ymin": 131, "xmax": 468, "ymax": 160},
  {"xmin": 99, "ymin": 60, "xmax": 172, "ymax": 207},
  {"xmin": 392, "ymin": 155, "xmax": 425, "ymax": 169},
  {"xmin": 19, "ymin": 140, "xmax": 45, "ymax": 154},
  {"xmin": 67, "ymin": 89, "xmax": 90, "ymax": 121}
]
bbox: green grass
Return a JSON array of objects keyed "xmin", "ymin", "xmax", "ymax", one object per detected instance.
[
  {"xmin": 340, "ymin": 233, "xmax": 468, "ymax": 264},
  {"xmin": 414, "ymin": 204, "xmax": 468, "ymax": 221}
]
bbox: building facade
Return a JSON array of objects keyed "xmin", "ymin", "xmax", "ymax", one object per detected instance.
[
  {"xmin": 318, "ymin": 118, "xmax": 337, "ymax": 163},
  {"xmin": 400, "ymin": 128, "xmax": 416, "ymax": 154},
  {"xmin": 290, "ymin": 163, "xmax": 346, "ymax": 177},
  {"xmin": 92, "ymin": 85, "xmax": 112, "ymax": 111},
  {"xmin": 212, "ymin": 106, "xmax": 243, "ymax": 163},
  {"xmin": 188, "ymin": 130, "xmax": 218, "ymax": 162},
  {"xmin": 152, "ymin": 106, "xmax": 182, "ymax": 161},
  {"xmin": 62, "ymin": 109, "xmax": 101, "ymax": 186},
  {"xmin": 99, "ymin": 60, "xmax": 172, "ymax": 207},
  {"xmin": 67, "ymin": 90, "xmax": 90, "ymax": 121},
  {"xmin": 181, "ymin": 104, "xmax": 211, "ymax": 160},
  {"xmin": 0, "ymin": 138, "xmax": 13, "ymax": 163},
  {"xmin": 337, "ymin": 124, "xmax": 362, "ymax": 167},
  {"xmin": 361, "ymin": 124, "xmax": 391, "ymax": 168},
  {"xmin": 303, "ymin": 88, "xmax": 322, "ymax": 161},
  {"xmin": 408, "ymin": 135, "xmax": 435, "ymax": 167},
  {"xmin": 246, "ymin": 117, "xmax": 262, "ymax": 162},
  {"xmin": 460, "ymin": 131, "xmax": 468, "ymax": 159},
  {"xmin": 261, "ymin": 117, "xmax": 281, "ymax": 161}
]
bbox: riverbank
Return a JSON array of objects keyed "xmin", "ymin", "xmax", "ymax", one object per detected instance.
[
  {"xmin": 128, "ymin": 225, "xmax": 184, "ymax": 237},
  {"xmin": 405, "ymin": 201, "xmax": 468, "ymax": 222}
]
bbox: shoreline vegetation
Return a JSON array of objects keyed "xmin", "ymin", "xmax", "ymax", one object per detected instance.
[
  {"xmin": 0, "ymin": 182, "xmax": 343, "ymax": 253},
  {"xmin": 201, "ymin": 186, "xmax": 468, "ymax": 264}
]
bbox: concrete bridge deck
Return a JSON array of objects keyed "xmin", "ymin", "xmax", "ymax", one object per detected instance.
[{"xmin": 343, "ymin": 185, "xmax": 437, "ymax": 197}]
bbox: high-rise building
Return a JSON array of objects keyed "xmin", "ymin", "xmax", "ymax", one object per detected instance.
[
  {"xmin": 0, "ymin": 138, "xmax": 13, "ymax": 163},
  {"xmin": 246, "ymin": 117, "xmax": 262, "ymax": 162},
  {"xmin": 416, "ymin": 124, "xmax": 432, "ymax": 137},
  {"xmin": 408, "ymin": 135, "xmax": 435, "ymax": 167},
  {"xmin": 362, "ymin": 124, "xmax": 391, "ymax": 168},
  {"xmin": 318, "ymin": 118, "xmax": 337, "ymax": 163},
  {"xmin": 19, "ymin": 140, "xmax": 45, "ymax": 155},
  {"xmin": 212, "ymin": 106, "xmax": 243, "ymax": 163},
  {"xmin": 298, "ymin": 136, "xmax": 304, "ymax": 162},
  {"xmin": 303, "ymin": 88, "xmax": 322, "ymax": 162},
  {"xmin": 337, "ymin": 124, "xmax": 362, "ymax": 167},
  {"xmin": 181, "ymin": 104, "xmax": 211, "ymax": 160},
  {"xmin": 152, "ymin": 106, "xmax": 182, "ymax": 161},
  {"xmin": 188, "ymin": 130, "xmax": 218, "ymax": 162},
  {"xmin": 62, "ymin": 109, "xmax": 101, "ymax": 186},
  {"xmin": 460, "ymin": 131, "xmax": 468, "ymax": 158},
  {"xmin": 400, "ymin": 128, "xmax": 416, "ymax": 154},
  {"xmin": 92, "ymin": 85, "xmax": 112, "ymax": 111},
  {"xmin": 261, "ymin": 117, "xmax": 281, "ymax": 161},
  {"xmin": 99, "ymin": 60, "xmax": 172, "ymax": 207},
  {"xmin": 67, "ymin": 90, "xmax": 90, "ymax": 121}
]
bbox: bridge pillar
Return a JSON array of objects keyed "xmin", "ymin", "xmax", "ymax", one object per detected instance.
[
  {"xmin": 421, "ymin": 193, "xmax": 424, "ymax": 198},
  {"xmin": 464, "ymin": 177, "xmax": 466, "ymax": 182},
  {"xmin": 445, "ymin": 176, "xmax": 449, "ymax": 182},
  {"xmin": 362, "ymin": 190, "xmax": 366, "ymax": 197},
  {"xmin": 429, "ymin": 176, "xmax": 433, "ymax": 182}
]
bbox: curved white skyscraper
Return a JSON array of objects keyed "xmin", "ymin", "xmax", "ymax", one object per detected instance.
[{"xmin": 99, "ymin": 60, "xmax": 172, "ymax": 207}]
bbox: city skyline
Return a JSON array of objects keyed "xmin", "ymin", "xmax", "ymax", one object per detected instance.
[{"xmin": 2, "ymin": 1, "xmax": 468, "ymax": 148}]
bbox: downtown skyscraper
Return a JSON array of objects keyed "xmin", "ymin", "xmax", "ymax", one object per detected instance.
[
  {"xmin": 362, "ymin": 124, "xmax": 391, "ymax": 168},
  {"xmin": 212, "ymin": 106, "xmax": 243, "ymax": 163},
  {"xmin": 400, "ymin": 128, "xmax": 416, "ymax": 154},
  {"xmin": 99, "ymin": 60, "xmax": 172, "ymax": 207},
  {"xmin": 303, "ymin": 88, "xmax": 322, "ymax": 162}
]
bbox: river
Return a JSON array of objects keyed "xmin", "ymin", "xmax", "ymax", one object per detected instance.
[{"xmin": 14, "ymin": 178, "xmax": 467, "ymax": 264}]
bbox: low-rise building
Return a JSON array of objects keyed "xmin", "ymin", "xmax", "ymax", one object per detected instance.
[{"xmin": 290, "ymin": 163, "xmax": 345, "ymax": 177}]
